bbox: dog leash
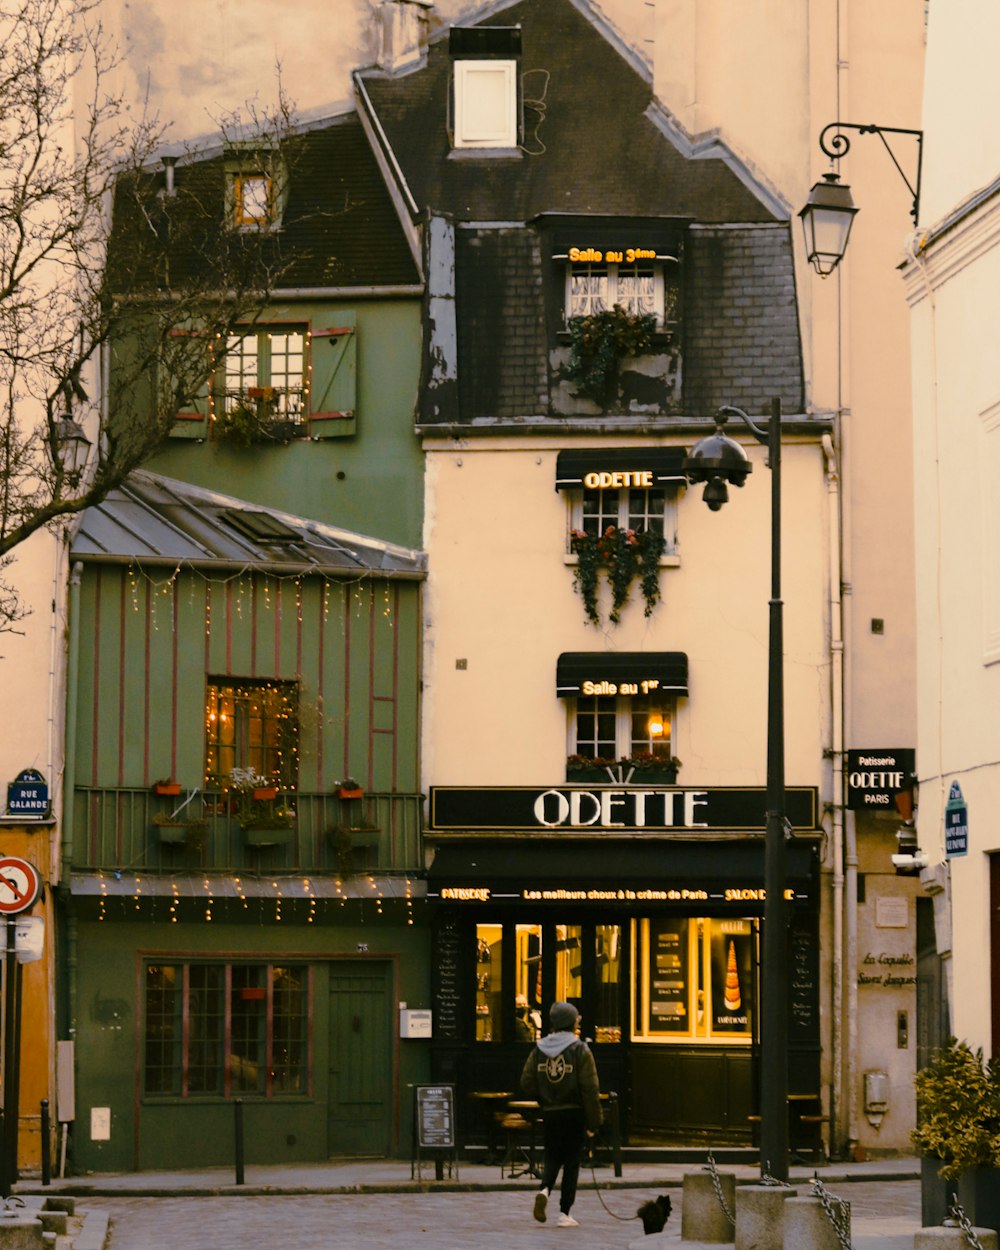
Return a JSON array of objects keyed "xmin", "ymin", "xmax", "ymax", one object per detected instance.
[{"xmin": 586, "ymin": 1158, "xmax": 641, "ymax": 1222}]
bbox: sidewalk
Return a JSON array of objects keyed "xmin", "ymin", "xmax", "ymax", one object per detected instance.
[
  {"xmin": 16, "ymin": 1152, "xmax": 920, "ymax": 1197},
  {"xmin": 12, "ymin": 1155, "xmax": 924, "ymax": 1250}
]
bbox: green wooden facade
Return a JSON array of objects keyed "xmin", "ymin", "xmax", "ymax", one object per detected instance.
[{"xmin": 59, "ymin": 116, "xmax": 430, "ymax": 1172}]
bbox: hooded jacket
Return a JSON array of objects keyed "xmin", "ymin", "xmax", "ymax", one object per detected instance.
[{"xmin": 520, "ymin": 1030, "xmax": 602, "ymax": 1131}]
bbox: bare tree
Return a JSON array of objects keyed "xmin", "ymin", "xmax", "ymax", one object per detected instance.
[{"xmin": 0, "ymin": 0, "xmax": 294, "ymax": 631}]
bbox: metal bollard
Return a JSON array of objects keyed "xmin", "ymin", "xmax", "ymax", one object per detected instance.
[
  {"xmin": 234, "ymin": 1099, "xmax": 245, "ymax": 1186},
  {"xmin": 40, "ymin": 1100, "xmax": 50, "ymax": 1186}
]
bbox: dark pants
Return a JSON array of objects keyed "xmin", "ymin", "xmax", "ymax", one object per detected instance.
[{"xmin": 540, "ymin": 1108, "xmax": 587, "ymax": 1214}]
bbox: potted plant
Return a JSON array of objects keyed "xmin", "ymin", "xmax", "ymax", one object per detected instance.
[
  {"xmin": 152, "ymin": 778, "xmax": 182, "ymax": 796},
  {"xmin": 913, "ymin": 1039, "xmax": 1000, "ymax": 1232},
  {"xmin": 566, "ymin": 304, "xmax": 657, "ymax": 403},
  {"xmin": 328, "ymin": 823, "xmax": 380, "ymax": 876},
  {"xmin": 337, "ymin": 777, "xmax": 364, "ymax": 800},
  {"xmin": 569, "ymin": 525, "xmax": 665, "ymax": 625},
  {"xmin": 230, "ymin": 767, "xmax": 296, "ymax": 846},
  {"xmin": 566, "ymin": 753, "xmax": 681, "ymax": 784},
  {"xmin": 151, "ymin": 812, "xmax": 208, "ymax": 849}
]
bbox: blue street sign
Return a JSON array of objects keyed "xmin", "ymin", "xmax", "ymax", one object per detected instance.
[
  {"xmin": 944, "ymin": 780, "xmax": 968, "ymax": 858},
  {"xmin": 5, "ymin": 769, "xmax": 50, "ymax": 819}
]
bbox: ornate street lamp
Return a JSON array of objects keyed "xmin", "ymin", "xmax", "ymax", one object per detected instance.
[
  {"xmin": 683, "ymin": 397, "xmax": 790, "ymax": 1181},
  {"xmin": 799, "ymin": 173, "xmax": 858, "ymax": 278},
  {"xmin": 801, "ymin": 121, "xmax": 924, "ymax": 277},
  {"xmin": 54, "ymin": 416, "xmax": 92, "ymax": 487}
]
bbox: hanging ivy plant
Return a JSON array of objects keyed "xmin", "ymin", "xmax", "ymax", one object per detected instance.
[
  {"xmin": 566, "ymin": 305, "xmax": 657, "ymax": 403},
  {"xmin": 569, "ymin": 526, "xmax": 666, "ymax": 625}
]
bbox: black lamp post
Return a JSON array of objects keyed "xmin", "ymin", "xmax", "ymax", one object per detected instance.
[{"xmin": 684, "ymin": 396, "xmax": 789, "ymax": 1181}]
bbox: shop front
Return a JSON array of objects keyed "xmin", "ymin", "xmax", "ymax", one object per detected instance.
[{"xmin": 425, "ymin": 786, "xmax": 821, "ymax": 1147}]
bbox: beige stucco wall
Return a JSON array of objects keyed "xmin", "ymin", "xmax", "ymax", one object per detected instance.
[{"xmin": 421, "ymin": 435, "xmax": 829, "ymax": 793}]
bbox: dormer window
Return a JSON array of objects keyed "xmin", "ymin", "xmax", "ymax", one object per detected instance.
[
  {"xmin": 234, "ymin": 173, "xmax": 273, "ymax": 227},
  {"xmin": 565, "ymin": 250, "xmax": 679, "ymax": 329},
  {"xmin": 225, "ymin": 141, "xmax": 285, "ymax": 231},
  {"xmin": 449, "ymin": 26, "xmax": 521, "ymax": 152}
]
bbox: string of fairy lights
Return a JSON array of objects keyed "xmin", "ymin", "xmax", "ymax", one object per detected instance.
[
  {"xmin": 126, "ymin": 561, "xmax": 397, "ymax": 634},
  {"xmin": 94, "ymin": 871, "xmax": 418, "ymax": 926}
]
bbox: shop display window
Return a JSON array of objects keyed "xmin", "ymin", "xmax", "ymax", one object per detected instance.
[
  {"xmin": 475, "ymin": 923, "xmax": 503, "ymax": 1041},
  {"xmin": 472, "ymin": 920, "xmax": 620, "ymax": 1045},
  {"xmin": 594, "ymin": 924, "xmax": 622, "ymax": 1043},
  {"xmin": 516, "ymin": 923, "xmax": 544, "ymax": 1038},
  {"xmin": 632, "ymin": 917, "xmax": 756, "ymax": 1043}
]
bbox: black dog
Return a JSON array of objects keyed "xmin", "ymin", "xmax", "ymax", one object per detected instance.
[{"xmin": 637, "ymin": 1194, "xmax": 673, "ymax": 1234}]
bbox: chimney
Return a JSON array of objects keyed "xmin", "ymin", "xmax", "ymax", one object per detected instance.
[{"xmin": 376, "ymin": 0, "xmax": 433, "ymax": 73}]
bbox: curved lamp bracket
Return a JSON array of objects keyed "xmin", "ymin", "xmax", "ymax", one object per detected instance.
[{"xmin": 818, "ymin": 121, "xmax": 924, "ymax": 225}]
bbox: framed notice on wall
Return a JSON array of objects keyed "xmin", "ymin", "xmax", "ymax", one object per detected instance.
[{"xmin": 647, "ymin": 918, "xmax": 689, "ymax": 1034}]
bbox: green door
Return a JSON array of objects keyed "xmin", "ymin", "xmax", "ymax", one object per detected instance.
[{"xmin": 328, "ymin": 963, "xmax": 393, "ymax": 1155}]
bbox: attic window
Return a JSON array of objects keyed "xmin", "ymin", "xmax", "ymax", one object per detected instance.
[
  {"xmin": 234, "ymin": 173, "xmax": 273, "ymax": 227},
  {"xmin": 450, "ymin": 26, "xmax": 521, "ymax": 151},
  {"xmin": 225, "ymin": 142, "xmax": 285, "ymax": 230}
]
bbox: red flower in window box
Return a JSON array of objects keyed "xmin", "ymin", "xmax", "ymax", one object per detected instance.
[
  {"xmin": 252, "ymin": 786, "xmax": 278, "ymax": 802},
  {"xmin": 337, "ymin": 777, "xmax": 363, "ymax": 800}
]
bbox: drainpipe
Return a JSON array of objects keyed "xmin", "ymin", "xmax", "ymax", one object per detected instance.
[
  {"xmin": 61, "ymin": 563, "xmax": 84, "ymax": 883},
  {"xmin": 823, "ymin": 434, "xmax": 846, "ymax": 1155}
]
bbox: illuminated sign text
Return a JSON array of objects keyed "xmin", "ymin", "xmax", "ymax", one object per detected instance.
[{"xmin": 569, "ymin": 247, "xmax": 658, "ymax": 264}]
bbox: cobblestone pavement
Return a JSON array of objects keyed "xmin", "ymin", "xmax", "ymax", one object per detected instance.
[{"xmin": 96, "ymin": 1180, "xmax": 922, "ymax": 1250}]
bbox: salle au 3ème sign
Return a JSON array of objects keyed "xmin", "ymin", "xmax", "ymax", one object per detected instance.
[{"xmin": 428, "ymin": 786, "xmax": 818, "ymax": 833}]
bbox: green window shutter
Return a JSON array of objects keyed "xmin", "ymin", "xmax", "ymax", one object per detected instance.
[
  {"xmin": 167, "ymin": 329, "xmax": 211, "ymax": 440},
  {"xmin": 309, "ymin": 314, "xmax": 356, "ymax": 439}
]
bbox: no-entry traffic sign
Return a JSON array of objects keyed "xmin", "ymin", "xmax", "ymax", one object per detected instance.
[{"xmin": 0, "ymin": 857, "xmax": 42, "ymax": 915}]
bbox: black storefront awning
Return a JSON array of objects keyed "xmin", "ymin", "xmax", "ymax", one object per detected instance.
[
  {"xmin": 427, "ymin": 838, "xmax": 819, "ymax": 907},
  {"xmin": 556, "ymin": 651, "xmax": 688, "ymax": 697},
  {"xmin": 555, "ymin": 448, "xmax": 688, "ymax": 492}
]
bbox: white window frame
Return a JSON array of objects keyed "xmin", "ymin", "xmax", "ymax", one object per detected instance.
[
  {"xmin": 566, "ymin": 485, "xmax": 679, "ymax": 556},
  {"xmin": 453, "ymin": 60, "xmax": 518, "ymax": 149},
  {"xmin": 565, "ymin": 260, "xmax": 667, "ymax": 323},
  {"xmin": 219, "ymin": 326, "xmax": 307, "ymax": 422},
  {"xmin": 568, "ymin": 691, "xmax": 677, "ymax": 762}
]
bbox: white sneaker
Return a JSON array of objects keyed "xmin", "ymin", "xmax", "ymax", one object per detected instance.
[
  {"xmin": 556, "ymin": 1213, "xmax": 579, "ymax": 1227},
  {"xmin": 533, "ymin": 1190, "xmax": 548, "ymax": 1223}
]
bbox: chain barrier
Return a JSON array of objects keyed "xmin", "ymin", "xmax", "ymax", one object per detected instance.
[
  {"xmin": 811, "ymin": 1177, "xmax": 853, "ymax": 1250},
  {"xmin": 703, "ymin": 1152, "xmax": 736, "ymax": 1228},
  {"xmin": 947, "ymin": 1200, "xmax": 986, "ymax": 1250},
  {"xmin": 0, "ymin": 1197, "xmax": 25, "ymax": 1212},
  {"xmin": 758, "ymin": 1168, "xmax": 790, "ymax": 1187}
]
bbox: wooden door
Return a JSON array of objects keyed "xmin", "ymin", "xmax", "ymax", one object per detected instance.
[{"xmin": 327, "ymin": 963, "xmax": 393, "ymax": 1155}]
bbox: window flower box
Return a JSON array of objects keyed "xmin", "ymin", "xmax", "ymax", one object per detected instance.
[
  {"xmin": 243, "ymin": 824, "xmax": 294, "ymax": 848},
  {"xmin": 152, "ymin": 780, "xmax": 182, "ymax": 796},
  {"xmin": 151, "ymin": 816, "xmax": 207, "ymax": 849},
  {"xmin": 252, "ymin": 786, "xmax": 278, "ymax": 801},
  {"xmin": 337, "ymin": 777, "xmax": 364, "ymax": 800},
  {"xmin": 566, "ymin": 755, "xmax": 680, "ymax": 785}
]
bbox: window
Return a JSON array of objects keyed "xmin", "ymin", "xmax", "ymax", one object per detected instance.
[
  {"xmin": 565, "ymin": 257, "xmax": 680, "ymax": 329},
  {"xmin": 218, "ymin": 327, "xmax": 306, "ymax": 428},
  {"xmin": 233, "ymin": 172, "xmax": 274, "ymax": 227},
  {"xmin": 472, "ymin": 920, "xmax": 620, "ymax": 1045},
  {"xmin": 632, "ymin": 917, "xmax": 756, "ymax": 1043},
  {"xmin": 453, "ymin": 60, "xmax": 518, "ymax": 148},
  {"xmin": 571, "ymin": 479, "xmax": 677, "ymax": 554},
  {"xmin": 573, "ymin": 691, "xmax": 676, "ymax": 764},
  {"xmin": 143, "ymin": 962, "xmax": 310, "ymax": 1097},
  {"xmin": 205, "ymin": 679, "xmax": 299, "ymax": 789},
  {"xmin": 225, "ymin": 142, "xmax": 285, "ymax": 231}
]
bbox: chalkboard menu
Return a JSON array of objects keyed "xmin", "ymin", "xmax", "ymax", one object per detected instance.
[
  {"xmin": 416, "ymin": 1084, "xmax": 456, "ymax": 1148},
  {"xmin": 789, "ymin": 921, "xmax": 819, "ymax": 1040},
  {"xmin": 434, "ymin": 915, "xmax": 461, "ymax": 1040}
]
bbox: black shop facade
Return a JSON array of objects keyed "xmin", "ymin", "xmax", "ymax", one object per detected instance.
[{"xmin": 425, "ymin": 783, "xmax": 821, "ymax": 1146}]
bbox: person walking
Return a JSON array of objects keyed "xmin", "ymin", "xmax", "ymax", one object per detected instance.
[{"xmin": 519, "ymin": 1001, "xmax": 601, "ymax": 1228}]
